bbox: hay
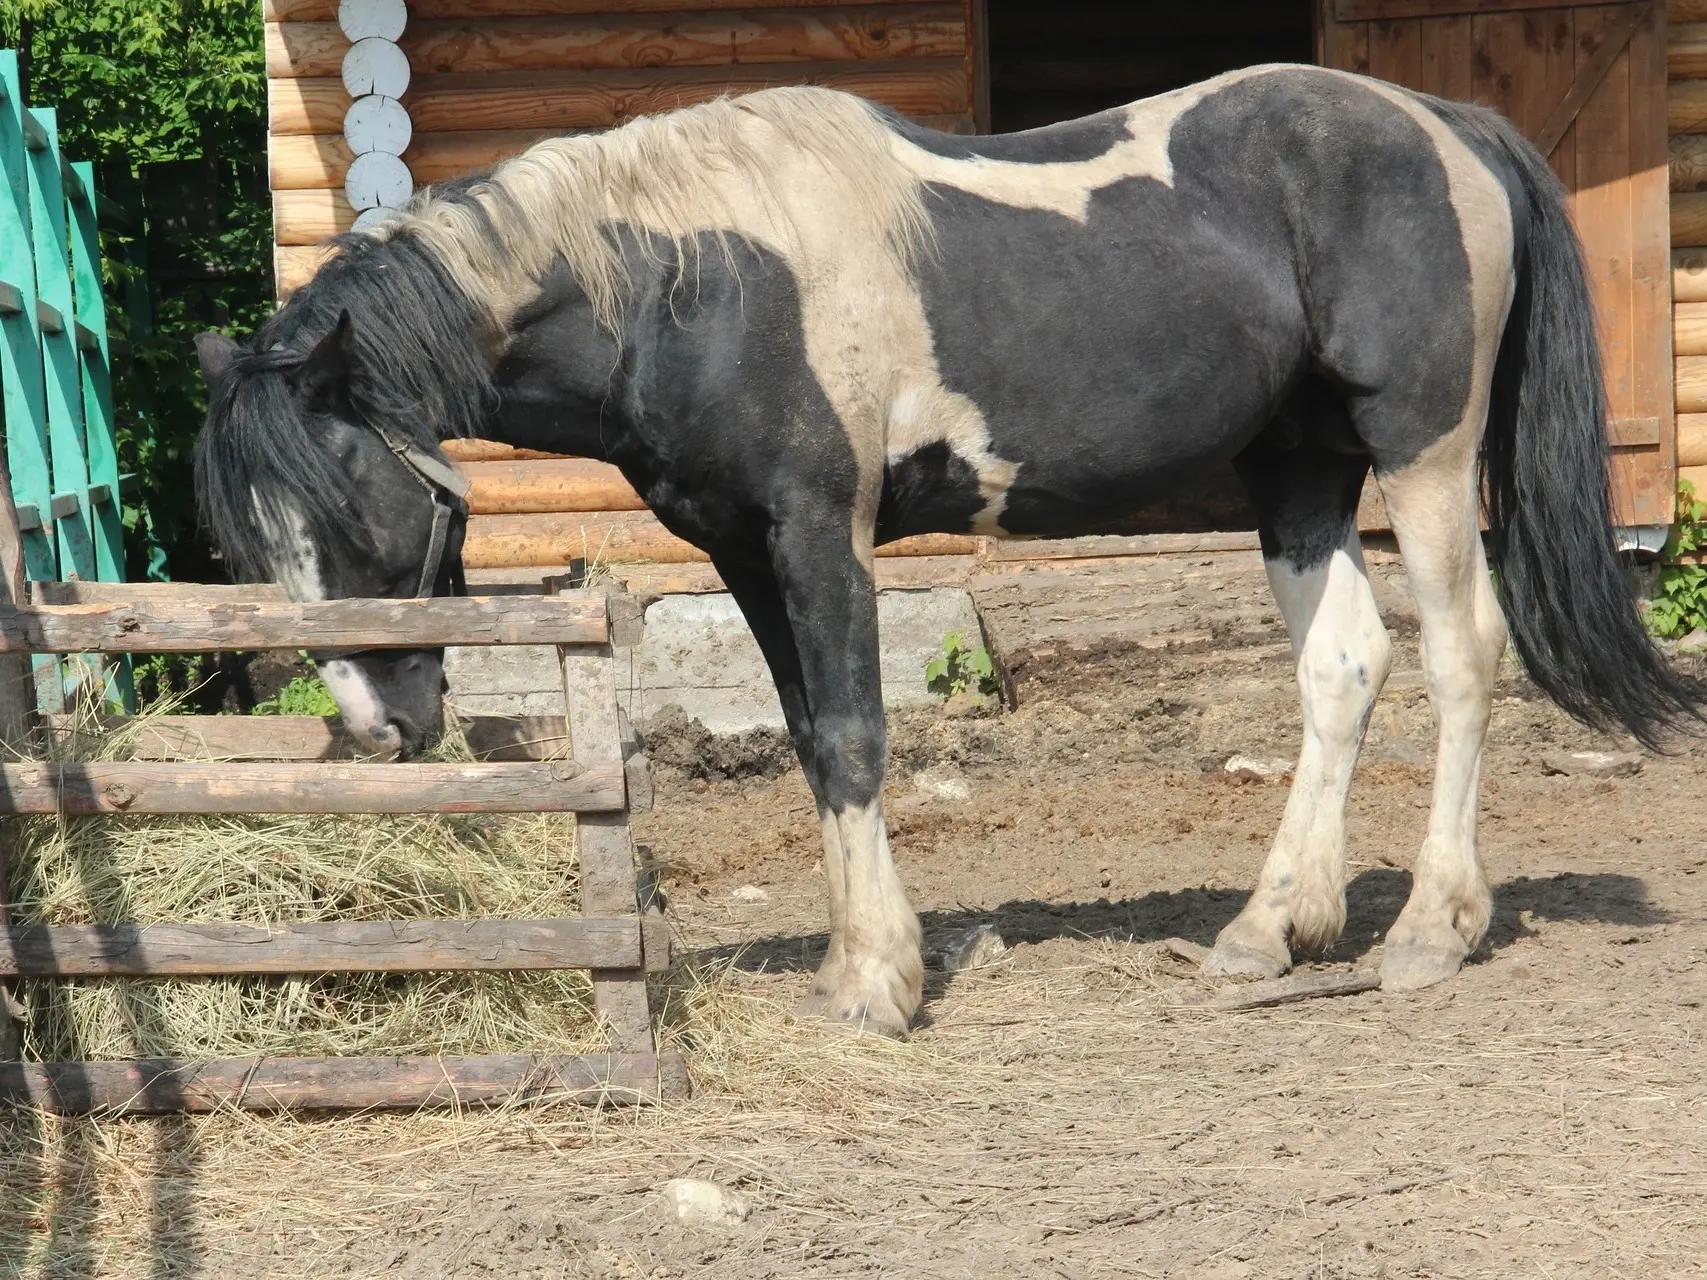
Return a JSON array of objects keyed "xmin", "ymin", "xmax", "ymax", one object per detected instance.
[{"xmin": 8, "ymin": 700, "xmax": 601, "ymax": 1062}]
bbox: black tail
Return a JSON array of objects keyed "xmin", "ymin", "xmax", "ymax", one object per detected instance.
[{"xmin": 1436, "ymin": 101, "xmax": 1702, "ymax": 749}]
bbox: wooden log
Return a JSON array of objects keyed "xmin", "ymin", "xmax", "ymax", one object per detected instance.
[
  {"xmin": 987, "ymin": 530, "xmax": 1263, "ymax": 562},
  {"xmin": 462, "ymin": 459, "xmax": 647, "ymax": 514},
  {"xmin": 31, "ymin": 581, "xmax": 288, "ymax": 604},
  {"xmin": 0, "ymin": 760, "xmax": 624, "ymax": 815},
  {"xmin": 272, "ymin": 8, "xmax": 964, "ymax": 79},
  {"xmin": 1209, "ymin": 969, "xmax": 1382, "ymax": 1012},
  {"xmin": 269, "ymin": 0, "xmax": 944, "ymax": 18},
  {"xmin": 270, "ymin": 76, "xmax": 353, "ymax": 135},
  {"xmin": 1673, "ymin": 134, "xmax": 1707, "ymax": 192},
  {"xmin": 1679, "ymin": 355, "xmax": 1707, "ymax": 413},
  {"xmin": 404, "ymin": 62, "xmax": 970, "ymax": 133},
  {"xmin": 1682, "ymin": 462, "xmax": 1707, "ymax": 496},
  {"xmin": 1673, "ymin": 22, "xmax": 1707, "ymax": 80},
  {"xmin": 41, "ymin": 711, "xmax": 571, "ymax": 762},
  {"xmin": 1680, "ymin": 412, "xmax": 1707, "ymax": 466},
  {"xmin": 276, "ymin": 242, "xmax": 336, "ymax": 297},
  {"xmin": 0, "ymin": 916, "xmax": 667, "ymax": 976},
  {"xmin": 1676, "ymin": 247, "xmax": 1707, "ymax": 301},
  {"xmin": 1675, "ymin": 191, "xmax": 1707, "ymax": 247},
  {"xmin": 267, "ymin": 20, "xmax": 349, "ymax": 77},
  {"xmin": 442, "ymin": 438, "xmax": 570, "ymax": 462},
  {"xmin": 0, "ymin": 594, "xmax": 607, "ymax": 654},
  {"xmin": 1677, "ymin": 300, "xmax": 1707, "ymax": 356},
  {"xmin": 463, "ymin": 511, "xmax": 975, "ymax": 567},
  {"xmin": 400, "ymin": 7, "xmax": 964, "ymax": 75},
  {"xmin": 271, "ymin": 127, "xmax": 561, "ymax": 189},
  {"xmin": 274, "ymin": 187, "xmax": 357, "ymax": 244},
  {"xmin": 1678, "ymin": 0, "xmax": 1707, "ymax": 20},
  {"xmin": 0, "ymin": 1050, "xmax": 690, "ymax": 1113},
  {"xmin": 1672, "ymin": 78, "xmax": 1707, "ymax": 135}
]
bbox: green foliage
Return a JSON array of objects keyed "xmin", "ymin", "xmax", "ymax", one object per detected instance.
[
  {"xmin": 925, "ymin": 630, "xmax": 999, "ymax": 700},
  {"xmin": 3, "ymin": 0, "xmax": 271, "ymax": 580},
  {"xmin": 1649, "ymin": 480, "xmax": 1707, "ymax": 640},
  {"xmin": 253, "ymin": 672, "xmax": 339, "ymax": 718}
]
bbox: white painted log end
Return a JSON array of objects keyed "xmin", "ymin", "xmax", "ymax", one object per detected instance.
[
  {"xmin": 338, "ymin": 0, "xmax": 407, "ymax": 42},
  {"xmin": 345, "ymin": 152, "xmax": 414, "ymax": 212},
  {"xmin": 344, "ymin": 94, "xmax": 413, "ymax": 157},
  {"xmin": 342, "ymin": 36, "xmax": 411, "ymax": 100}
]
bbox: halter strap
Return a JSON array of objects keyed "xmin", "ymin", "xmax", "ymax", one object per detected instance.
[{"xmin": 372, "ymin": 427, "xmax": 469, "ymax": 598}]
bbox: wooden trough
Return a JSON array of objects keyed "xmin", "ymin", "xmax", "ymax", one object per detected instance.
[{"xmin": 0, "ymin": 479, "xmax": 685, "ymax": 1115}]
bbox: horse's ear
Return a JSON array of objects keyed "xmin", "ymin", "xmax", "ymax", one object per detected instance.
[
  {"xmin": 293, "ymin": 309, "xmax": 358, "ymax": 411},
  {"xmin": 194, "ymin": 331, "xmax": 239, "ymax": 387}
]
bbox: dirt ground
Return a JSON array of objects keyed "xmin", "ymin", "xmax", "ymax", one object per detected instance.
[{"xmin": 7, "ymin": 549, "xmax": 1707, "ymax": 1278}]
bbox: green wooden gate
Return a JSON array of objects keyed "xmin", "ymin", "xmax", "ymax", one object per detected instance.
[{"xmin": 0, "ymin": 49, "xmax": 126, "ymax": 706}]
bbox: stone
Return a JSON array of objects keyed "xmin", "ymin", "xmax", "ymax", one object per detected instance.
[
  {"xmin": 1224, "ymin": 754, "xmax": 1291, "ymax": 780},
  {"xmin": 730, "ymin": 884, "xmax": 770, "ymax": 904},
  {"xmin": 937, "ymin": 923, "xmax": 1007, "ymax": 972},
  {"xmin": 659, "ymin": 1178, "xmax": 751, "ymax": 1228},
  {"xmin": 911, "ymin": 767, "xmax": 971, "ymax": 802},
  {"xmin": 1540, "ymin": 750, "xmax": 1643, "ymax": 779},
  {"xmin": 1678, "ymin": 628, "xmax": 1707, "ymax": 653}
]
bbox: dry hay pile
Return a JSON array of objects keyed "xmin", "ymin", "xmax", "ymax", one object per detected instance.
[{"xmin": 8, "ymin": 705, "xmax": 602, "ymax": 1063}]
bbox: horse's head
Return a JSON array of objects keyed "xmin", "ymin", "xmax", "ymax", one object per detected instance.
[{"xmin": 194, "ymin": 292, "xmax": 487, "ymax": 758}]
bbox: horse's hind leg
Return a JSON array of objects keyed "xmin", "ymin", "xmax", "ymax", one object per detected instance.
[
  {"xmin": 1372, "ymin": 431, "xmax": 1506, "ymax": 991},
  {"xmin": 1204, "ymin": 441, "xmax": 1392, "ymax": 979}
]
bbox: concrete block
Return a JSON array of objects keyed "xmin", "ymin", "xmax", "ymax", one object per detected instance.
[{"xmin": 441, "ymin": 587, "xmax": 986, "ymax": 734}]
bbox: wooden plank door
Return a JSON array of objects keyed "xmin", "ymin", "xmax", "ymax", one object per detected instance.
[{"xmin": 1321, "ymin": 0, "xmax": 1675, "ymax": 528}]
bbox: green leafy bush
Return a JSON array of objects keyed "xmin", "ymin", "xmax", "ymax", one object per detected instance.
[
  {"xmin": 252, "ymin": 673, "xmax": 339, "ymax": 718},
  {"xmin": 1648, "ymin": 480, "xmax": 1707, "ymax": 640},
  {"xmin": 925, "ymin": 631, "xmax": 999, "ymax": 699}
]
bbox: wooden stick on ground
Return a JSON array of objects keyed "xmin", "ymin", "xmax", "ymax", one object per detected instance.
[{"xmin": 1209, "ymin": 969, "xmax": 1381, "ymax": 1012}]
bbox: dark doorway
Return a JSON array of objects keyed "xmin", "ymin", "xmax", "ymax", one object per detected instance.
[{"xmin": 985, "ymin": 1, "xmax": 1316, "ymax": 133}]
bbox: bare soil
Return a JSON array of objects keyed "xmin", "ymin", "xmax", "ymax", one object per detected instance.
[{"xmin": 8, "ymin": 551, "xmax": 1707, "ymax": 1278}]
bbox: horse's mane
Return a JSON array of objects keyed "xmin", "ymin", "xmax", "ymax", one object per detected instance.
[
  {"xmin": 384, "ymin": 85, "xmax": 933, "ymax": 333},
  {"xmin": 195, "ymin": 232, "xmax": 495, "ymax": 581},
  {"xmin": 197, "ymin": 86, "xmax": 928, "ymax": 581}
]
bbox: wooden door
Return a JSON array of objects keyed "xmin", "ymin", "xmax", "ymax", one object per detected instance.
[{"xmin": 1321, "ymin": 0, "xmax": 1675, "ymax": 528}]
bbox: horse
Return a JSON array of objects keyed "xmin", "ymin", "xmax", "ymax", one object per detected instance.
[{"xmin": 193, "ymin": 64, "xmax": 1701, "ymax": 1037}]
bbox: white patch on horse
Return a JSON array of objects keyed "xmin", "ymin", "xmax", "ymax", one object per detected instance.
[
  {"xmin": 892, "ymin": 65, "xmax": 1277, "ymax": 220},
  {"xmin": 251, "ymin": 489, "xmax": 324, "ymax": 602},
  {"xmin": 319, "ymin": 659, "xmax": 402, "ymax": 755},
  {"xmin": 1206, "ymin": 529, "xmax": 1393, "ymax": 978},
  {"xmin": 818, "ymin": 799, "xmax": 921, "ymax": 1034}
]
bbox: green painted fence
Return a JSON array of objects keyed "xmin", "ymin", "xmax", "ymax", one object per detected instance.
[{"xmin": 0, "ymin": 50, "xmax": 128, "ymax": 708}]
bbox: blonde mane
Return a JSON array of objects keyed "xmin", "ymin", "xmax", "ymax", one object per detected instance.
[{"xmin": 384, "ymin": 87, "xmax": 933, "ymax": 333}]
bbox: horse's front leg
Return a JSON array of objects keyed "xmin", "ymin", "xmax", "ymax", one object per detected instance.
[
  {"xmin": 760, "ymin": 514, "xmax": 920, "ymax": 1037},
  {"xmin": 714, "ymin": 554, "xmax": 849, "ymax": 1018}
]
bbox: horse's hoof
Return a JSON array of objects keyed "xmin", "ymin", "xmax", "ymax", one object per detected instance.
[
  {"xmin": 799, "ymin": 987, "xmax": 911, "ymax": 1038},
  {"xmin": 1203, "ymin": 918, "xmax": 1291, "ymax": 980},
  {"xmin": 794, "ymin": 989, "xmax": 833, "ymax": 1020},
  {"xmin": 1380, "ymin": 937, "xmax": 1467, "ymax": 992}
]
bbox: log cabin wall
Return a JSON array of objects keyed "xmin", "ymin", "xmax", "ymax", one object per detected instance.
[
  {"xmin": 265, "ymin": 0, "xmax": 985, "ymax": 295},
  {"xmin": 1671, "ymin": 0, "xmax": 1707, "ymax": 495}
]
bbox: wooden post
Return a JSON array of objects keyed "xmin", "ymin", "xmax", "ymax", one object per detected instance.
[
  {"xmin": 554, "ymin": 587, "xmax": 655, "ymax": 1055},
  {"xmin": 0, "ymin": 451, "xmax": 35, "ymax": 1059}
]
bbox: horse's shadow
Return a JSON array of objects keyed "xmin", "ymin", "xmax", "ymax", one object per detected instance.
[{"xmin": 689, "ymin": 867, "xmax": 1665, "ymax": 982}]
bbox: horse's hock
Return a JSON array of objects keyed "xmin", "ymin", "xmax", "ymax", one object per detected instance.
[
  {"xmin": 0, "ymin": 562, "xmax": 686, "ymax": 1113},
  {"xmin": 445, "ymin": 585, "xmax": 988, "ymax": 736}
]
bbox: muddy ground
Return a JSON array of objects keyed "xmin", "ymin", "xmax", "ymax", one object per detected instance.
[{"xmin": 11, "ymin": 549, "xmax": 1707, "ymax": 1278}]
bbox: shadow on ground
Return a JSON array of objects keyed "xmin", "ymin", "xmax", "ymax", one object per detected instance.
[{"xmin": 689, "ymin": 869, "xmax": 1665, "ymax": 979}]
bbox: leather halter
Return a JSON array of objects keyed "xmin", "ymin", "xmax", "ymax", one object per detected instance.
[{"xmin": 372, "ymin": 427, "xmax": 471, "ymax": 598}]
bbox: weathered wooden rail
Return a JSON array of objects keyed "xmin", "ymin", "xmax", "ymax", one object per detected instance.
[{"xmin": 0, "ymin": 470, "xmax": 682, "ymax": 1112}]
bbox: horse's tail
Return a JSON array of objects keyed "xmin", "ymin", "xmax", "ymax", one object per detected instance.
[{"xmin": 1446, "ymin": 101, "xmax": 1703, "ymax": 747}]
